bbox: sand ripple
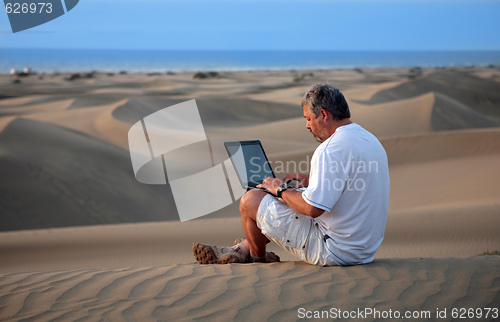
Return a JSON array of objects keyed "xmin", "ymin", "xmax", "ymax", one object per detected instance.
[{"xmin": 1, "ymin": 258, "xmax": 499, "ymax": 321}]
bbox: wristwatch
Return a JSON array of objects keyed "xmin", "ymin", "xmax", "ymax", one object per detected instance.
[{"xmin": 276, "ymin": 182, "xmax": 288, "ymax": 198}]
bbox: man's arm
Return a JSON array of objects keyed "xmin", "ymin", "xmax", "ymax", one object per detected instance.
[
  {"xmin": 280, "ymin": 189, "xmax": 325, "ymax": 218},
  {"xmin": 257, "ymin": 176, "xmax": 324, "ymax": 218}
]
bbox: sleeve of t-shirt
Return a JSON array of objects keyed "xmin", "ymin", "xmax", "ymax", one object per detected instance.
[{"xmin": 302, "ymin": 149, "xmax": 346, "ymax": 212}]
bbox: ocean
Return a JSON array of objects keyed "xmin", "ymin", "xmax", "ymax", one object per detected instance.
[{"xmin": 1, "ymin": 48, "xmax": 499, "ymax": 74}]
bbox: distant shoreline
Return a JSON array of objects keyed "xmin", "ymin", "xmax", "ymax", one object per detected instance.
[
  {"xmin": 2, "ymin": 65, "xmax": 499, "ymax": 77},
  {"xmin": 1, "ymin": 48, "xmax": 499, "ymax": 74}
]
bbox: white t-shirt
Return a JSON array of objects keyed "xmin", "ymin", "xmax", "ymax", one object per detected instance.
[{"xmin": 302, "ymin": 123, "xmax": 390, "ymax": 264}]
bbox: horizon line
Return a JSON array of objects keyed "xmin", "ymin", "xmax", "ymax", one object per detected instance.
[{"xmin": 2, "ymin": 47, "xmax": 500, "ymax": 52}]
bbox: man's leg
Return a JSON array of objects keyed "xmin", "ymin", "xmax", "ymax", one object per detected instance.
[
  {"xmin": 239, "ymin": 189, "xmax": 270, "ymax": 258},
  {"xmin": 192, "ymin": 190, "xmax": 278, "ymax": 264}
]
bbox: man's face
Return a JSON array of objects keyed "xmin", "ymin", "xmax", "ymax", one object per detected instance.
[{"xmin": 303, "ymin": 105, "xmax": 326, "ymax": 143}]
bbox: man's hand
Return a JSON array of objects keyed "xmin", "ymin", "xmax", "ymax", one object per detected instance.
[
  {"xmin": 283, "ymin": 173, "xmax": 310, "ymax": 188},
  {"xmin": 257, "ymin": 177, "xmax": 283, "ymax": 196}
]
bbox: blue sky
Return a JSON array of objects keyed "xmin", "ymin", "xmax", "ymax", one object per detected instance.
[{"xmin": 1, "ymin": 0, "xmax": 499, "ymax": 50}]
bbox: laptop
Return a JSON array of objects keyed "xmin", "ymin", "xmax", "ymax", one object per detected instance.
[{"xmin": 224, "ymin": 140, "xmax": 296, "ymax": 197}]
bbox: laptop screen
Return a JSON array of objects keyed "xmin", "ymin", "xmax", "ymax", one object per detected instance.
[{"xmin": 224, "ymin": 140, "xmax": 275, "ymax": 188}]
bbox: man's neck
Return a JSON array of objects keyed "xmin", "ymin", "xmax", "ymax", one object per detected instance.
[
  {"xmin": 335, "ymin": 118, "xmax": 352, "ymax": 131},
  {"xmin": 328, "ymin": 118, "xmax": 352, "ymax": 136},
  {"xmin": 319, "ymin": 119, "xmax": 352, "ymax": 142}
]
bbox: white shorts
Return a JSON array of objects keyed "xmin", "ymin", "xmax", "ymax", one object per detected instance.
[{"xmin": 256, "ymin": 194, "xmax": 342, "ymax": 266}]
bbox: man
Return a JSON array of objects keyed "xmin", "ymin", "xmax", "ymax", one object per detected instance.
[{"xmin": 193, "ymin": 83, "xmax": 390, "ymax": 266}]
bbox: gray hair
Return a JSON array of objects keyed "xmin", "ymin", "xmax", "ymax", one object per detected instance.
[{"xmin": 301, "ymin": 83, "xmax": 350, "ymax": 120}]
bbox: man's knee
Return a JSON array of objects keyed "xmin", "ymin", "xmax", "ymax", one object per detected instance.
[{"xmin": 240, "ymin": 189, "xmax": 266, "ymax": 217}]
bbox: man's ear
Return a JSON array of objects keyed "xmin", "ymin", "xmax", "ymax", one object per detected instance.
[{"xmin": 320, "ymin": 109, "xmax": 329, "ymax": 121}]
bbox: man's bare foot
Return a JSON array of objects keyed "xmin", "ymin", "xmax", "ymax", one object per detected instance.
[{"xmin": 192, "ymin": 242, "xmax": 246, "ymax": 264}]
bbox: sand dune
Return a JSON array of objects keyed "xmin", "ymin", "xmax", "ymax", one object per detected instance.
[
  {"xmin": 343, "ymin": 81, "xmax": 402, "ymax": 101},
  {"xmin": 0, "ymin": 95, "xmax": 49, "ymax": 106},
  {"xmin": 432, "ymin": 92, "xmax": 500, "ymax": 130},
  {"xmin": 0, "ymin": 116, "xmax": 15, "ymax": 133},
  {"xmin": 1, "ymin": 67, "xmax": 500, "ymax": 321},
  {"xmin": 0, "ymin": 118, "xmax": 177, "ymax": 231},
  {"xmin": 381, "ymin": 202, "xmax": 500, "ymax": 259},
  {"xmin": 1, "ymin": 69, "xmax": 499, "ymax": 229},
  {"xmin": 352, "ymin": 86, "xmax": 500, "ymax": 136},
  {"xmin": 238, "ymin": 85, "xmax": 311, "ymax": 105},
  {"xmin": 381, "ymin": 128, "xmax": 500, "ymax": 165},
  {"xmin": 113, "ymin": 97, "xmax": 300, "ymax": 129},
  {"xmin": 0, "ymin": 257, "xmax": 499, "ymax": 321},
  {"xmin": 22, "ymin": 98, "xmax": 130, "ymax": 149},
  {"xmin": 351, "ymin": 92, "xmax": 434, "ymax": 136},
  {"xmin": 0, "ymin": 99, "xmax": 75, "ymax": 117},
  {"xmin": 358, "ymin": 69, "xmax": 500, "ymax": 119},
  {"xmin": 232, "ymin": 83, "xmax": 500, "ymax": 141},
  {"xmin": 1, "ymin": 199, "xmax": 499, "ymax": 272},
  {"xmin": 389, "ymin": 153, "xmax": 500, "ymax": 211},
  {"xmin": 210, "ymin": 116, "xmax": 310, "ymax": 140},
  {"xmin": 0, "ymin": 94, "xmax": 74, "ymax": 108}
]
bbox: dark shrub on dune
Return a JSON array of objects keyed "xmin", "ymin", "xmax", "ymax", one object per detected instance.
[
  {"xmin": 409, "ymin": 67, "xmax": 422, "ymax": 75},
  {"xmin": 292, "ymin": 72, "xmax": 314, "ymax": 83},
  {"xmin": 194, "ymin": 72, "xmax": 207, "ymax": 79},
  {"xmin": 193, "ymin": 71, "xmax": 220, "ymax": 79},
  {"xmin": 67, "ymin": 73, "xmax": 95, "ymax": 80},
  {"xmin": 67, "ymin": 73, "xmax": 82, "ymax": 81}
]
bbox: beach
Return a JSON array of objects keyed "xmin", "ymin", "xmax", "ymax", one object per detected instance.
[{"xmin": 1, "ymin": 66, "xmax": 499, "ymax": 321}]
